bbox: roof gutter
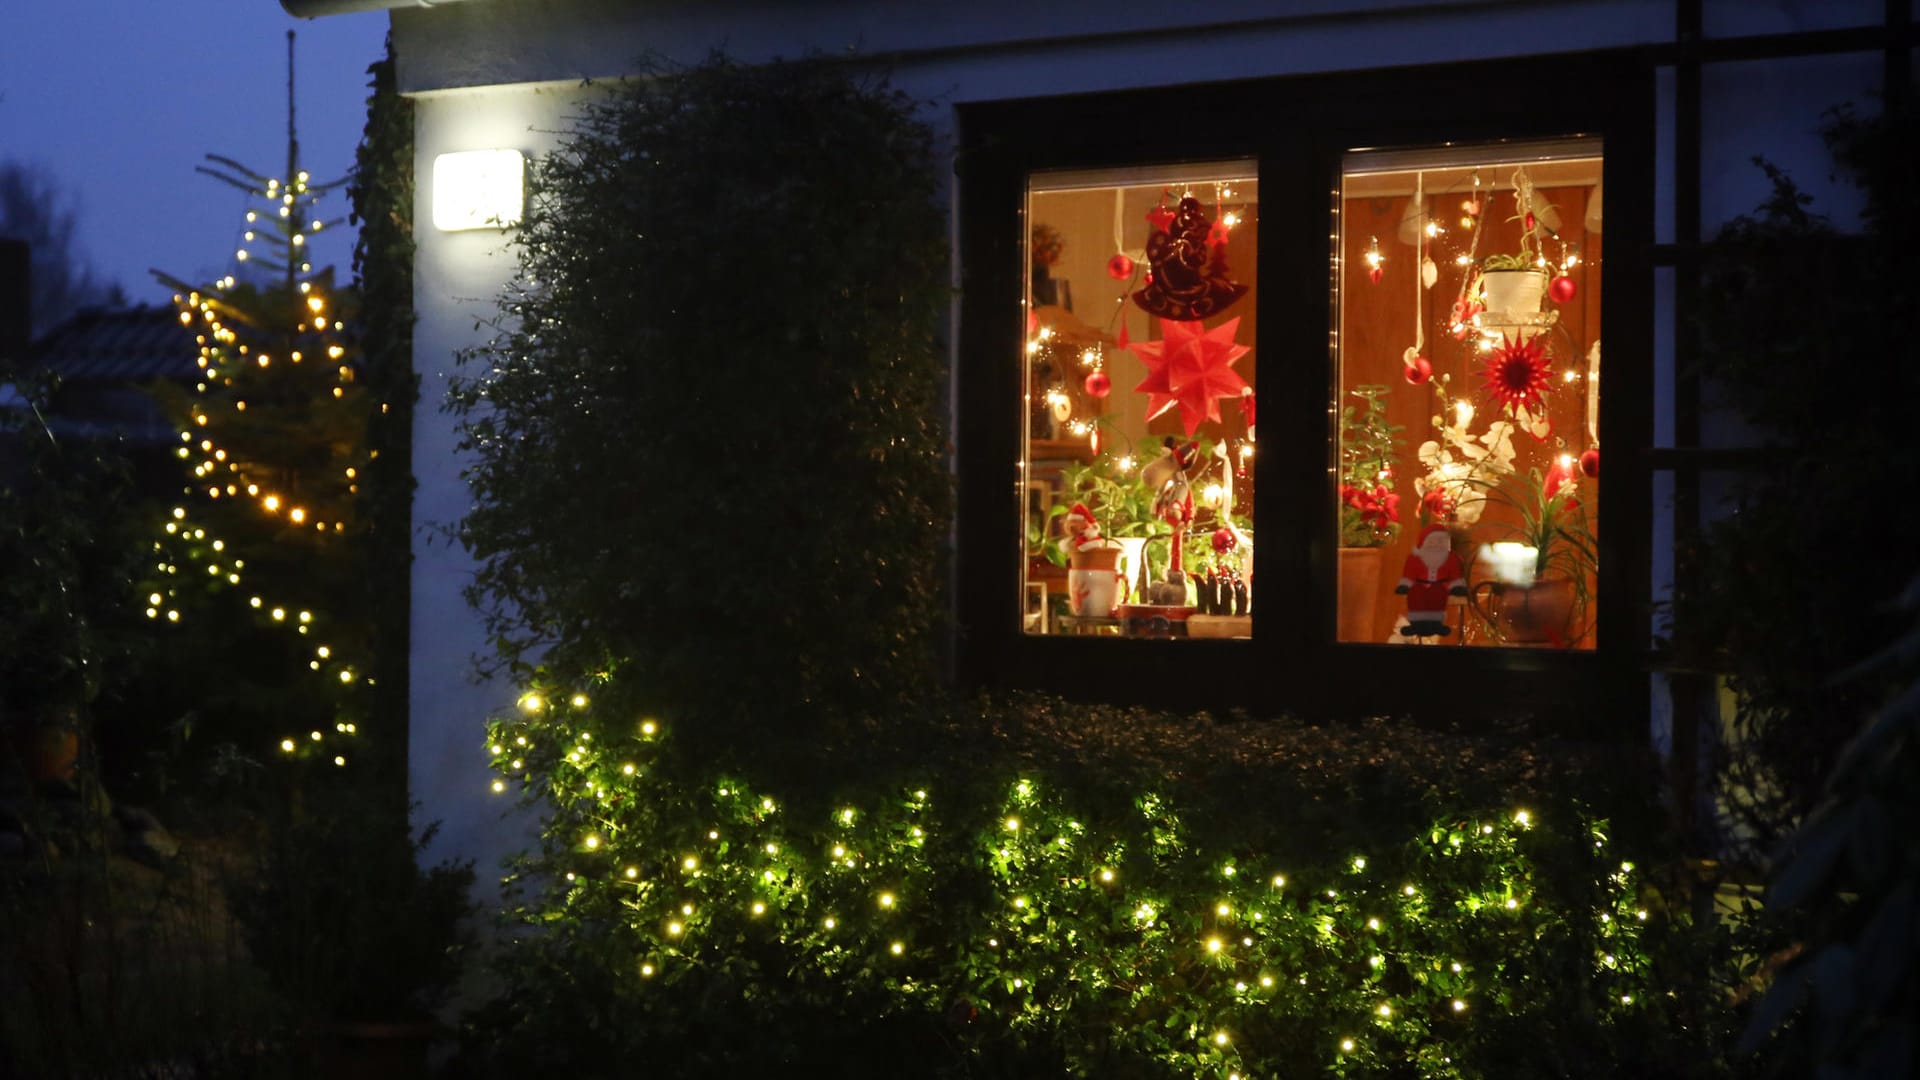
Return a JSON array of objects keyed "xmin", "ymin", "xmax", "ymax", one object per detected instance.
[{"xmin": 280, "ymin": 0, "xmax": 472, "ymax": 17}]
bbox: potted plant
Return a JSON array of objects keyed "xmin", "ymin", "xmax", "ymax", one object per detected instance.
[
  {"xmin": 1475, "ymin": 170, "xmax": 1554, "ymax": 316},
  {"xmin": 1469, "ymin": 463, "xmax": 1597, "ymax": 646},
  {"xmin": 1337, "ymin": 385, "xmax": 1402, "ymax": 640}
]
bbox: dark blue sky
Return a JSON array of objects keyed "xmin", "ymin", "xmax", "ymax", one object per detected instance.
[{"xmin": 3, "ymin": 3, "xmax": 390, "ymax": 303}]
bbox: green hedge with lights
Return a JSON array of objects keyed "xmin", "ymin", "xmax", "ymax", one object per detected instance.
[
  {"xmin": 445, "ymin": 55, "xmax": 1747, "ymax": 1078},
  {"xmin": 455, "ymin": 691, "xmax": 1741, "ymax": 1079}
]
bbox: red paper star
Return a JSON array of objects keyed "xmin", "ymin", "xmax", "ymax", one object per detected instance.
[{"xmin": 1129, "ymin": 317, "xmax": 1252, "ymax": 435}]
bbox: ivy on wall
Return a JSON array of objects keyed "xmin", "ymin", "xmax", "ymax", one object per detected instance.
[{"xmin": 346, "ymin": 36, "xmax": 418, "ymax": 787}]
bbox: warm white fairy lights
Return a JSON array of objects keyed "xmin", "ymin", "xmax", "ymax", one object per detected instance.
[{"xmin": 149, "ymin": 160, "xmax": 377, "ymax": 762}]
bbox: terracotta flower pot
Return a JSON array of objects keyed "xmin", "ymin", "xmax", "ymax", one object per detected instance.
[
  {"xmin": 1337, "ymin": 546, "xmax": 1386, "ymax": 642},
  {"xmin": 8, "ymin": 718, "xmax": 80, "ymax": 785},
  {"xmin": 1494, "ymin": 576, "xmax": 1577, "ymax": 644}
]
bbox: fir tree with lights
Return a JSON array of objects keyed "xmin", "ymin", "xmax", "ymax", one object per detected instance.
[{"xmin": 146, "ymin": 39, "xmax": 376, "ymax": 769}]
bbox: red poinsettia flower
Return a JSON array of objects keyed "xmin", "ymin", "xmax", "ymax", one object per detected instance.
[
  {"xmin": 1347, "ymin": 484, "xmax": 1399, "ymax": 532},
  {"xmin": 1364, "ymin": 488, "xmax": 1400, "ymax": 530},
  {"xmin": 1480, "ymin": 331, "xmax": 1553, "ymax": 415},
  {"xmin": 1421, "ymin": 488, "xmax": 1453, "ymax": 520}
]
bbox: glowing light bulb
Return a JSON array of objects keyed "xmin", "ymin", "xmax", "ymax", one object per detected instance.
[{"xmin": 280, "ymin": 739, "xmax": 295, "ymax": 752}]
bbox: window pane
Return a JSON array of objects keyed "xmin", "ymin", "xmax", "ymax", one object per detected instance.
[
  {"xmin": 1022, "ymin": 162, "xmax": 1257, "ymax": 640},
  {"xmin": 1336, "ymin": 140, "xmax": 1601, "ymax": 649}
]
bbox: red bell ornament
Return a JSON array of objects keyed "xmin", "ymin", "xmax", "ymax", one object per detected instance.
[
  {"xmin": 1549, "ymin": 275, "xmax": 1578, "ymax": 304},
  {"xmin": 1367, "ymin": 266, "xmax": 1384, "ymax": 286},
  {"xmin": 1084, "ymin": 371, "xmax": 1111, "ymax": 398}
]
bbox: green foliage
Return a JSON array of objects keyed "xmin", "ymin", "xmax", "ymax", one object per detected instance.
[
  {"xmin": 145, "ymin": 151, "xmax": 378, "ymax": 766},
  {"xmin": 1678, "ymin": 103, "xmax": 1920, "ymax": 854},
  {"xmin": 228, "ymin": 797, "xmax": 475, "ymax": 1023},
  {"xmin": 455, "ymin": 686, "xmax": 1737, "ymax": 1078},
  {"xmin": 346, "ymin": 36, "xmax": 418, "ymax": 786},
  {"xmin": 1482, "ymin": 466, "xmax": 1596, "ymax": 584},
  {"xmin": 448, "ymin": 54, "xmax": 951, "ymax": 783},
  {"xmin": 1338, "ymin": 385, "xmax": 1402, "ymax": 547},
  {"xmin": 0, "ymin": 376, "xmax": 148, "ymax": 723}
]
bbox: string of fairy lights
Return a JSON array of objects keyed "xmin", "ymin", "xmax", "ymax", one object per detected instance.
[
  {"xmin": 145, "ymin": 162, "xmax": 373, "ymax": 766},
  {"xmin": 485, "ymin": 692, "xmax": 1656, "ymax": 1077}
]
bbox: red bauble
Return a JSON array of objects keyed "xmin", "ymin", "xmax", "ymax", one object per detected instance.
[
  {"xmin": 1106, "ymin": 253, "xmax": 1136, "ymax": 280},
  {"xmin": 1084, "ymin": 371, "xmax": 1111, "ymax": 398},
  {"xmin": 1367, "ymin": 266, "xmax": 1384, "ymax": 286},
  {"xmin": 1211, "ymin": 527, "xmax": 1238, "ymax": 554},
  {"xmin": 1026, "ymin": 310, "xmax": 1039, "ymax": 336},
  {"xmin": 1580, "ymin": 448, "xmax": 1601, "ymax": 478},
  {"xmin": 1549, "ymin": 275, "xmax": 1578, "ymax": 304},
  {"xmin": 1404, "ymin": 355, "xmax": 1432, "ymax": 384}
]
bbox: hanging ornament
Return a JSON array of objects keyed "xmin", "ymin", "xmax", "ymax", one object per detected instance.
[
  {"xmin": 1127, "ymin": 316, "xmax": 1252, "ymax": 436},
  {"xmin": 1549, "ymin": 275, "xmax": 1578, "ymax": 303},
  {"xmin": 1107, "ymin": 253, "xmax": 1136, "ymax": 280},
  {"xmin": 1580, "ymin": 447, "xmax": 1601, "ymax": 477},
  {"xmin": 1048, "ymin": 389, "xmax": 1072, "ymax": 423},
  {"xmin": 1544, "ymin": 455, "xmax": 1579, "ymax": 499},
  {"xmin": 1027, "ymin": 309, "xmax": 1039, "ymax": 337},
  {"xmin": 1480, "ymin": 331, "xmax": 1553, "ymax": 417},
  {"xmin": 1422, "ymin": 256, "xmax": 1438, "ymax": 290},
  {"xmin": 1240, "ymin": 387, "xmax": 1256, "ymax": 439},
  {"xmin": 1404, "ymin": 355, "xmax": 1432, "ymax": 384},
  {"xmin": 1364, "ymin": 234, "xmax": 1385, "ymax": 285},
  {"xmin": 1084, "ymin": 371, "xmax": 1111, "ymax": 398},
  {"xmin": 1132, "ymin": 197, "xmax": 1248, "ymax": 320}
]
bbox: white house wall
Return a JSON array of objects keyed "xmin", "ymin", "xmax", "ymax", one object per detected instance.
[
  {"xmin": 391, "ymin": 0, "xmax": 1895, "ymax": 886},
  {"xmin": 408, "ymin": 80, "xmax": 603, "ymax": 880}
]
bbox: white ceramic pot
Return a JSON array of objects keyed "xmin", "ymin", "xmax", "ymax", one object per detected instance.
[
  {"xmin": 1068, "ymin": 541, "xmax": 1126, "ymax": 617},
  {"xmin": 1480, "ymin": 269, "xmax": 1548, "ymax": 316}
]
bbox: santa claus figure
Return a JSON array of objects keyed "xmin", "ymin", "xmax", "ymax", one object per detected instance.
[
  {"xmin": 1061, "ymin": 502, "xmax": 1102, "ymax": 552},
  {"xmin": 1395, "ymin": 524, "xmax": 1466, "ymax": 640}
]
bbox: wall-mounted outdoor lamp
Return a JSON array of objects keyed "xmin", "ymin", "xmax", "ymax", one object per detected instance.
[{"xmin": 432, "ymin": 149, "xmax": 525, "ymax": 231}]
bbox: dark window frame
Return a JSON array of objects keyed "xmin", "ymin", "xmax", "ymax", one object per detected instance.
[{"xmin": 955, "ymin": 51, "xmax": 1654, "ymax": 734}]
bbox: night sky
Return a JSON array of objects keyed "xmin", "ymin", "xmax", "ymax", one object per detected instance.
[{"xmin": 2, "ymin": 3, "xmax": 390, "ymax": 306}]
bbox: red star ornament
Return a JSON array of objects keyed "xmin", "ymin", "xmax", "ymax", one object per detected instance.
[{"xmin": 1128, "ymin": 316, "xmax": 1252, "ymax": 435}]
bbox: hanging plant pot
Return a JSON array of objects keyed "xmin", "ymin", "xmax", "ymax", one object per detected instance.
[
  {"xmin": 1337, "ymin": 546, "xmax": 1387, "ymax": 642},
  {"xmin": 1479, "ymin": 269, "xmax": 1549, "ymax": 317}
]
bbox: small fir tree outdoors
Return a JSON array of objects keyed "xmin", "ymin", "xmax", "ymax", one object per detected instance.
[{"xmin": 146, "ymin": 49, "xmax": 378, "ymax": 772}]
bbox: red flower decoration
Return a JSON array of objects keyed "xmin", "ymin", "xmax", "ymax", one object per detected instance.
[
  {"xmin": 1480, "ymin": 332, "xmax": 1553, "ymax": 415},
  {"xmin": 1422, "ymin": 488, "xmax": 1453, "ymax": 520},
  {"xmin": 1343, "ymin": 484, "xmax": 1399, "ymax": 532}
]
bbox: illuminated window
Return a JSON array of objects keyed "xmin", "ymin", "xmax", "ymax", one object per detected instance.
[
  {"xmin": 1022, "ymin": 162, "xmax": 1257, "ymax": 641},
  {"xmin": 1335, "ymin": 139, "xmax": 1601, "ymax": 649}
]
